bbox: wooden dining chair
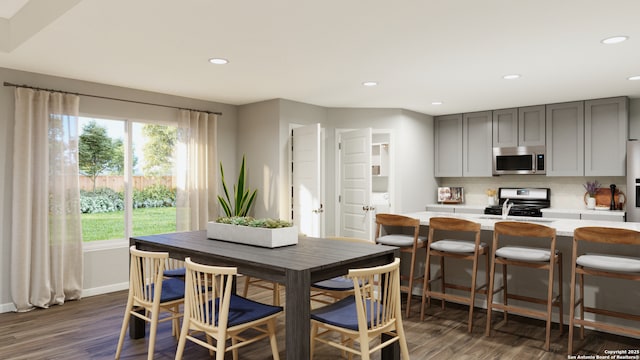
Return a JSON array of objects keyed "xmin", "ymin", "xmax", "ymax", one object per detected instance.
[
  {"xmin": 310, "ymin": 236, "xmax": 373, "ymax": 305},
  {"xmin": 164, "ymin": 258, "xmax": 186, "ymax": 278},
  {"xmin": 310, "ymin": 258, "xmax": 410, "ymax": 360},
  {"xmin": 375, "ymin": 213, "xmax": 426, "ymax": 317},
  {"xmin": 242, "ymin": 276, "xmax": 281, "ymax": 306},
  {"xmin": 420, "ymin": 217, "xmax": 488, "ymax": 332},
  {"xmin": 175, "ymin": 257, "xmax": 283, "ymax": 360},
  {"xmin": 485, "ymin": 221, "xmax": 563, "ymax": 351},
  {"xmin": 115, "ymin": 246, "xmax": 185, "ymax": 360},
  {"xmin": 568, "ymin": 226, "xmax": 640, "ymax": 354}
]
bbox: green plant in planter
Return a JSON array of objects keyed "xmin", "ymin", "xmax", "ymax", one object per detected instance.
[
  {"xmin": 218, "ymin": 155, "xmax": 257, "ymax": 217},
  {"xmin": 216, "ymin": 216, "xmax": 293, "ymax": 228}
]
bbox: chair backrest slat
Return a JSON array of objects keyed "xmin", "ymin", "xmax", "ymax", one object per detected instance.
[
  {"xmin": 184, "ymin": 258, "xmax": 237, "ymax": 331},
  {"xmin": 375, "ymin": 213, "xmax": 420, "ymax": 239},
  {"xmin": 129, "ymin": 246, "xmax": 168, "ymax": 305},
  {"xmin": 349, "ymin": 258, "xmax": 401, "ymax": 332},
  {"xmin": 574, "ymin": 226, "xmax": 640, "ymax": 245}
]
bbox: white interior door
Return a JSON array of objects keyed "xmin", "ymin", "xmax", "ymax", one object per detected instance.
[
  {"xmin": 339, "ymin": 128, "xmax": 372, "ymax": 240},
  {"xmin": 292, "ymin": 123, "xmax": 322, "ymax": 237}
]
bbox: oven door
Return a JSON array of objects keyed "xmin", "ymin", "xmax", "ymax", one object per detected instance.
[{"xmin": 493, "ymin": 146, "xmax": 545, "ymax": 175}]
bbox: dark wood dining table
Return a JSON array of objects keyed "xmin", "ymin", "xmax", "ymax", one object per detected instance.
[{"xmin": 130, "ymin": 230, "xmax": 399, "ymax": 359}]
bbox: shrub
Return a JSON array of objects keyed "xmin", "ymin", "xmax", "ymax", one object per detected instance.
[
  {"xmin": 133, "ymin": 184, "xmax": 176, "ymax": 208},
  {"xmin": 80, "ymin": 189, "xmax": 124, "ymax": 213},
  {"xmin": 80, "ymin": 185, "xmax": 175, "ymax": 213}
]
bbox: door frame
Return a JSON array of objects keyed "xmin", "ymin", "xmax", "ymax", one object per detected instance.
[
  {"xmin": 289, "ymin": 123, "xmax": 326, "ymax": 237},
  {"xmin": 334, "ymin": 128, "xmax": 394, "ymax": 239}
]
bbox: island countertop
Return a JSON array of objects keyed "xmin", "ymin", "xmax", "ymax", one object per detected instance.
[{"xmin": 404, "ymin": 211, "xmax": 640, "ymax": 237}]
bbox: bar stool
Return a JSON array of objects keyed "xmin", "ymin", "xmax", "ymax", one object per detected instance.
[
  {"xmin": 375, "ymin": 213, "xmax": 426, "ymax": 317},
  {"xmin": 420, "ymin": 217, "xmax": 488, "ymax": 332},
  {"xmin": 485, "ymin": 221, "xmax": 563, "ymax": 351},
  {"xmin": 568, "ymin": 227, "xmax": 640, "ymax": 354}
]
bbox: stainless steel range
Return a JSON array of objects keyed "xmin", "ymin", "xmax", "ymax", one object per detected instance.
[{"xmin": 484, "ymin": 187, "xmax": 551, "ymax": 217}]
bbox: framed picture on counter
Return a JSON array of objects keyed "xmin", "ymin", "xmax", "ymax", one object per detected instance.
[{"xmin": 438, "ymin": 187, "xmax": 464, "ymax": 204}]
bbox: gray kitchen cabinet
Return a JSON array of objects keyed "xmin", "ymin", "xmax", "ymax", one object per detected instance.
[
  {"xmin": 463, "ymin": 111, "xmax": 493, "ymax": 177},
  {"xmin": 434, "ymin": 114, "xmax": 463, "ymax": 177},
  {"xmin": 584, "ymin": 97, "xmax": 628, "ymax": 176},
  {"xmin": 581, "ymin": 212, "xmax": 625, "ymax": 222},
  {"xmin": 492, "ymin": 108, "xmax": 518, "ymax": 147},
  {"xmin": 425, "ymin": 205, "xmax": 455, "ymax": 213},
  {"xmin": 493, "ymin": 106, "xmax": 545, "ymax": 147},
  {"xmin": 518, "ymin": 105, "xmax": 546, "ymax": 146},
  {"xmin": 546, "ymin": 101, "xmax": 584, "ymax": 176},
  {"xmin": 542, "ymin": 211, "xmax": 580, "ymax": 220}
]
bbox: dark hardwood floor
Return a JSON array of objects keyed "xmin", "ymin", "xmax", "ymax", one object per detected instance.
[{"xmin": 0, "ymin": 278, "xmax": 637, "ymax": 359}]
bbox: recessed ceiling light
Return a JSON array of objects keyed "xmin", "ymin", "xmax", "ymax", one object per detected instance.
[
  {"xmin": 431, "ymin": 101, "xmax": 443, "ymax": 105},
  {"xmin": 601, "ymin": 36, "xmax": 629, "ymax": 44},
  {"xmin": 208, "ymin": 58, "xmax": 229, "ymax": 65},
  {"xmin": 362, "ymin": 81, "xmax": 378, "ymax": 87},
  {"xmin": 629, "ymin": 75, "xmax": 640, "ymax": 81},
  {"xmin": 503, "ymin": 74, "xmax": 521, "ymax": 80}
]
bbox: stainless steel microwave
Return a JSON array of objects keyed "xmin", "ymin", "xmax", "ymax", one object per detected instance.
[{"xmin": 493, "ymin": 146, "xmax": 545, "ymax": 175}]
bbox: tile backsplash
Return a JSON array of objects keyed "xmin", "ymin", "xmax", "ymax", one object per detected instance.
[{"xmin": 438, "ymin": 176, "xmax": 627, "ymax": 209}]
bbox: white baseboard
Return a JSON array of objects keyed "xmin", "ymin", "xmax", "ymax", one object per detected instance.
[
  {"xmin": 0, "ymin": 282, "xmax": 129, "ymax": 314},
  {"xmin": 82, "ymin": 282, "xmax": 129, "ymax": 298},
  {"xmin": 0, "ymin": 302, "xmax": 16, "ymax": 313}
]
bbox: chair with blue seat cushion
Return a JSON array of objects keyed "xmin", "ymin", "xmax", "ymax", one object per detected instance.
[
  {"xmin": 175, "ymin": 257, "xmax": 283, "ymax": 360},
  {"xmin": 115, "ymin": 246, "xmax": 185, "ymax": 360},
  {"xmin": 375, "ymin": 213, "xmax": 426, "ymax": 317},
  {"xmin": 568, "ymin": 227, "xmax": 640, "ymax": 354},
  {"xmin": 310, "ymin": 236, "xmax": 372, "ymax": 305},
  {"xmin": 420, "ymin": 217, "xmax": 488, "ymax": 333},
  {"xmin": 485, "ymin": 221, "xmax": 563, "ymax": 351},
  {"xmin": 310, "ymin": 258, "xmax": 410, "ymax": 360},
  {"xmin": 163, "ymin": 258, "xmax": 186, "ymax": 278}
]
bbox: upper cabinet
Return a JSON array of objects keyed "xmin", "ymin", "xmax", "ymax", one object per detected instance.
[
  {"xmin": 436, "ymin": 97, "xmax": 628, "ymax": 178},
  {"xmin": 584, "ymin": 97, "xmax": 628, "ymax": 176},
  {"xmin": 463, "ymin": 111, "xmax": 493, "ymax": 177},
  {"xmin": 435, "ymin": 112, "xmax": 492, "ymax": 177},
  {"xmin": 518, "ymin": 105, "xmax": 546, "ymax": 146},
  {"xmin": 493, "ymin": 106, "xmax": 545, "ymax": 147},
  {"xmin": 492, "ymin": 108, "xmax": 518, "ymax": 147},
  {"xmin": 546, "ymin": 101, "xmax": 584, "ymax": 176},
  {"xmin": 434, "ymin": 114, "xmax": 462, "ymax": 177},
  {"xmin": 546, "ymin": 97, "xmax": 628, "ymax": 177}
]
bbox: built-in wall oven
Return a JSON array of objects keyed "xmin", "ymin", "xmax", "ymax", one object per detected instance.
[{"xmin": 493, "ymin": 145, "xmax": 545, "ymax": 175}]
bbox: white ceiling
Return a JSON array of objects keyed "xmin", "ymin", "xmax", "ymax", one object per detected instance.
[
  {"xmin": 0, "ymin": 0, "xmax": 639, "ymax": 116},
  {"xmin": 0, "ymin": 0, "xmax": 28, "ymax": 19}
]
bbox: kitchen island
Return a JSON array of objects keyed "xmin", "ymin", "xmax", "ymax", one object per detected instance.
[
  {"xmin": 405, "ymin": 211, "xmax": 639, "ymax": 236},
  {"xmin": 402, "ymin": 211, "xmax": 640, "ymax": 338}
]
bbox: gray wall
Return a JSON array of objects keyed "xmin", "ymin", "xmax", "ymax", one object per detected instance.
[
  {"xmin": 0, "ymin": 67, "xmax": 237, "ymax": 311},
  {"xmin": 235, "ymin": 103, "xmax": 434, "ymax": 237},
  {"xmin": 324, "ymin": 108, "xmax": 435, "ymax": 235},
  {"xmin": 236, "ymin": 99, "xmax": 281, "ymax": 219}
]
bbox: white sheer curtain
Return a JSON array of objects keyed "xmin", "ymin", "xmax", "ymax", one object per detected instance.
[
  {"xmin": 11, "ymin": 88, "xmax": 83, "ymax": 312},
  {"xmin": 176, "ymin": 110, "xmax": 218, "ymax": 231}
]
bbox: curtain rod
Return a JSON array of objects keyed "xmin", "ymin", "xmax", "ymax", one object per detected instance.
[{"xmin": 3, "ymin": 81, "xmax": 222, "ymax": 116}]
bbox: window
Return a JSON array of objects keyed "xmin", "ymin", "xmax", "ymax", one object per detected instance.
[{"xmin": 79, "ymin": 116, "xmax": 177, "ymax": 242}]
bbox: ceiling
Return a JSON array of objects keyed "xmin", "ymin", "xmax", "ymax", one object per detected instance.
[{"xmin": 0, "ymin": 0, "xmax": 639, "ymax": 116}]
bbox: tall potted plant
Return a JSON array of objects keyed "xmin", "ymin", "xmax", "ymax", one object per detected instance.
[
  {"xmin": 218, "ymin": 155, "xmax": 257, "ymax": 217},
  {"xmin": 210, "ymin": 155, "xmax": 297, "ymax": 248}
]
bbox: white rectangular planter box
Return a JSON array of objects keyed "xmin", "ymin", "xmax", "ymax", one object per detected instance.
[{"xmin": 206, "ymin": 222, "xmax": 298, "ymax": 248}]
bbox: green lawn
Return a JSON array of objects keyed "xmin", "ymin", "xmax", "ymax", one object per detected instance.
[{"xmin": 81, "ymin": 207, "xmax": 177, "ymax": 242}]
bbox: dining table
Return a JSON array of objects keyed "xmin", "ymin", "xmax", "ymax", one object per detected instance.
[{"xmin": 130, "ymin": 230, "xmax": 400, "ymax": 359}]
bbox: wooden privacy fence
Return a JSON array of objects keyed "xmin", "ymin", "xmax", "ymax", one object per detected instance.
[{"xmin": 79, "ymin": 176, "xmax": 175, "ymax": 192}]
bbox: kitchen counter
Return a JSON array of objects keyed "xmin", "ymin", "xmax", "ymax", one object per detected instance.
[
  {"xmin": 401, "ymin": 210, "xmax": 640, "ymax": 337},
  {"xmin": 405, "ymin": 211, "xmax": 639, "ymax": 237}
]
